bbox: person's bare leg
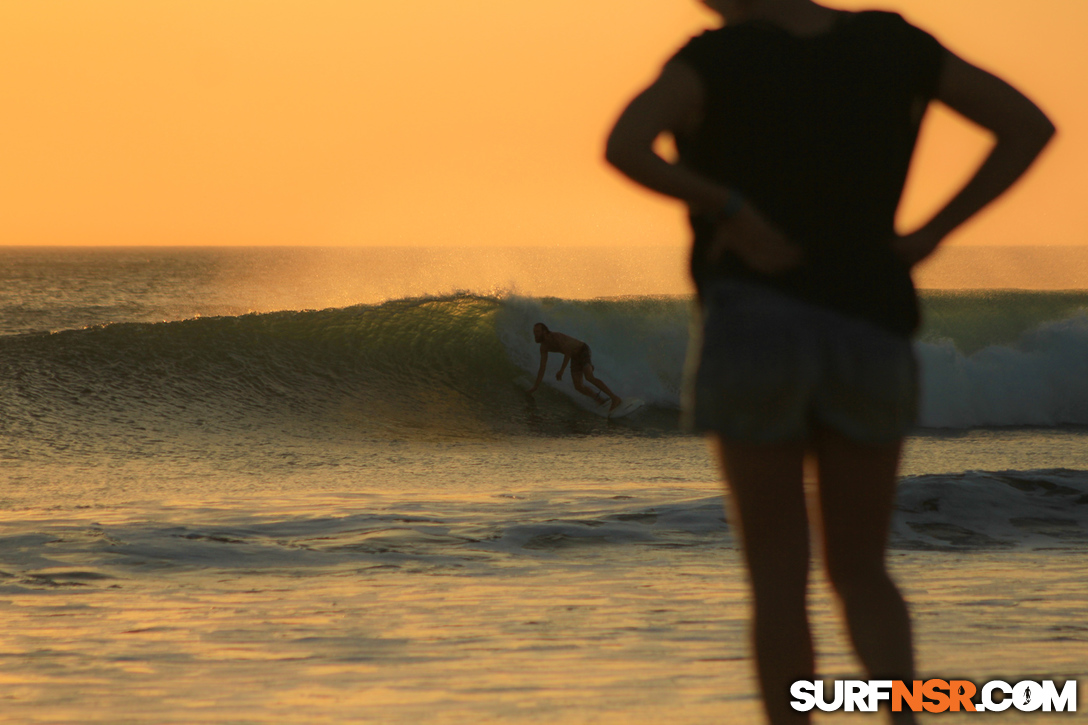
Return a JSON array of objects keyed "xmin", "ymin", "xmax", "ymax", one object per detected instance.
[
  {"xmin": 717, "ymin": 437, "xmax": 813, "ymax": 724},
  {"xmin": 812, "ymin": 425, "xmax": 916, "ymax": 725},
  {"xmin": 571, "ymin": 369, "xmax": 605, "ymax": 404},
  {"xmin": 583, "ymin": 365, "xmax": 622, "ymax": 409}
]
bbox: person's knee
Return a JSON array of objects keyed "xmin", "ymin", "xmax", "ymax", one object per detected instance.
[
  {"xmin": 747, "ymin": 549, "xmax": 810, "ymax": 604},
  {"xmin": 825, "ymin": 556, "xmax": 892, "ymax": 603},
  {"xmin": 751, "ymin": 579, "xmax": 808, "ymax": 616}
]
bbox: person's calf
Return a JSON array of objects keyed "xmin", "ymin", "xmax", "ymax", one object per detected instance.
[{"xmin": 830, "ymin": 570, "xmax": 915, "ymax": 681}]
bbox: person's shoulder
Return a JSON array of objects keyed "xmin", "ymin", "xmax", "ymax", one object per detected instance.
[
  {"xmin": 848, "ymin": 10, "xmax": 945, "ymax": 88},
  {"xmin": 675, "ymin": 27, "xmax": 720, "ymax": 57},
  {"xmin": 848, "ymin": 10, "xmax": 939, "ymax": 43},
  {"xmin": 682, "ymin": 23, "xmax": 758, "ymax": 48},
  {"xmin": 852, "ymin": 10, "xmax": 904, "ymax": 21},
  {"xmin": 673, "ymin": 25, "xmax": 754, "ymax": 69}
]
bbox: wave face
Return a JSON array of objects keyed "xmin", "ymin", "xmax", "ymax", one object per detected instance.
[
  {"xmin": 2, "ymin": 291, "xmax": 1088, "ymax": 446},
  {"xmin": 0, "ymin": 294, "xmax": 690, "ymax": 450}
]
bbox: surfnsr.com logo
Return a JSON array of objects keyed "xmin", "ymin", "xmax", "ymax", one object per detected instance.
[{"xmin": 790, "ymin": 679, "xmax": 1078, "ymax": 713}]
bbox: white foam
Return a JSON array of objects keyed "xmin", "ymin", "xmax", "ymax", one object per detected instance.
[{"xmin": 917, "ymin": 313, "xmax": 1088, "ymax": 427}]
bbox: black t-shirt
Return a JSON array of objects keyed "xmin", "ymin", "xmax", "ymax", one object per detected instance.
[{"xmin": 674, "ymin": 11, "xmax": 945, "ymax": 336}]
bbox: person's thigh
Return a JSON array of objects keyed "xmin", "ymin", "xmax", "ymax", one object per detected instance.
[
  {"xmin": 812, "ymin": 426, "xmax": 902, "ymax": 579},
  {"xmin": 813, "ymin": 311, "xmax": 917, "ymax": 444},
  {"xmin": 716, "ymin": 437, "xmax": 809, "ymax": 593}
]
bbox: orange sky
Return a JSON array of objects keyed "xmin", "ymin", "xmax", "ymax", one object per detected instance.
[{"xmin": 0, "ymin": 0, "xmax": 1084, "ymax": 247}]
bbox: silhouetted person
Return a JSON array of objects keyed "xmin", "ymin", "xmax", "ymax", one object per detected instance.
[
  {"xmin": 528, "ymin": 323, "xmax": 622, "ymax": 410},
  {"xmin": 606, "ymin": 1, "xmax": 1054, "ymax": 723}
]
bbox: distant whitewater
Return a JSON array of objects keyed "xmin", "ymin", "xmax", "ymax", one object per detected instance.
[{"xmin": 3, "ymin": 291, "xmax": 1088, "ymax": 449}]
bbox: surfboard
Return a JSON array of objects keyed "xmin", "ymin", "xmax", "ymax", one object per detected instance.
[{"xmin": 606, "ymin": 398, "xmax": 644, "ymax": 419}]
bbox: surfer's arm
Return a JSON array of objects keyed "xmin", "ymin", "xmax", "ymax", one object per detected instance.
[
  {"xmin": 894, "ymin": 51, "xmax": 1056, "ymax": 266},
  {"xmin": 556, "ymin": 355, "xmax": 569, "ymax": 381},
  {"xmin": 528, "ymin": 349, "xmax": 548, "ymax": 393}
]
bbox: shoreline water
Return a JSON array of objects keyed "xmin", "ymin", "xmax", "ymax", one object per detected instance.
[{"xmin": 2, "ymin": 523, "xmax": 1083, "ymax": 723}]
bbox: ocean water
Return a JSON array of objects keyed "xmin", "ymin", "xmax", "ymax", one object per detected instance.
[{"xmin": 1, "ymin": 247, "xmax": 1087, "ymax": 723}]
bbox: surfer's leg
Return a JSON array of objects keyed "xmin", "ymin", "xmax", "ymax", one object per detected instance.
[
  {"xmin": 571, "ymin": 369, "xmax": 606, "ymax": 404},
  {"xmin": 583, "ymin": 365, "xmax": 621, "ymax": 409},
  {"xmin": 716, "ymin": 436, "xmax": 813, "ymax": 725},
  {"xmin": 813, "ymin": 426, "xmax": 916, "ymax": 724}
]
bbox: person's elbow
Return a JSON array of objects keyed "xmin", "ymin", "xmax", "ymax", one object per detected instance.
[
  {"xmin": 605, "ymin": 130, "xmax": 665, "ymax": 186},
  {"xmin": 1016, "ymin": 108, "xmax": 1057, "ymax": 151},
  {"xmin": 999, "ymin": 103, "xmax": 1057, "ymax": 155},
  {"xmin": 1035, "ymin": 113, "xmax": 1057, "ymax": 149},
  {"xmin": 604, "ymin": 127, "xmax": 640, "ymax": 175}
]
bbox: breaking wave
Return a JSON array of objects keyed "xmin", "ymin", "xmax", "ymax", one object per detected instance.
[{"xmin": 2, "ymin": 292, "xmax": 1088, "ymax": 449}]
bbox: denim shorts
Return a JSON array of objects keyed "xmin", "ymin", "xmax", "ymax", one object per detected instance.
[{"xmin": 687, "ymin": 281, "xmax": 918, "ymax": 443}]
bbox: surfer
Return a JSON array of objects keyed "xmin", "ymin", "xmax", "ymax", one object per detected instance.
[
  {"xmin": 605, "ymin": 0, "xmax": 1054, "ymax": 723},
  {"xmin": 527, "ymin": 323, "xmax": 622, "ymax": 411}
]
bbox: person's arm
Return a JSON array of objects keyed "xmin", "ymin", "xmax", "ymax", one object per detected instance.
[
  {"xmin": 556, "ymin": 355, "xmax": 569, "ymax": 381},
  {"xmin": 605, "ymin": 60, "xmax": 801, "ymax": 273},
  {"xmin": 527, "ymin": 349, "xmax": 548, "ymax": 394},
  {"xmin": 894, "ymin": 51, "xmax": 1056, "ymax": 265}
]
